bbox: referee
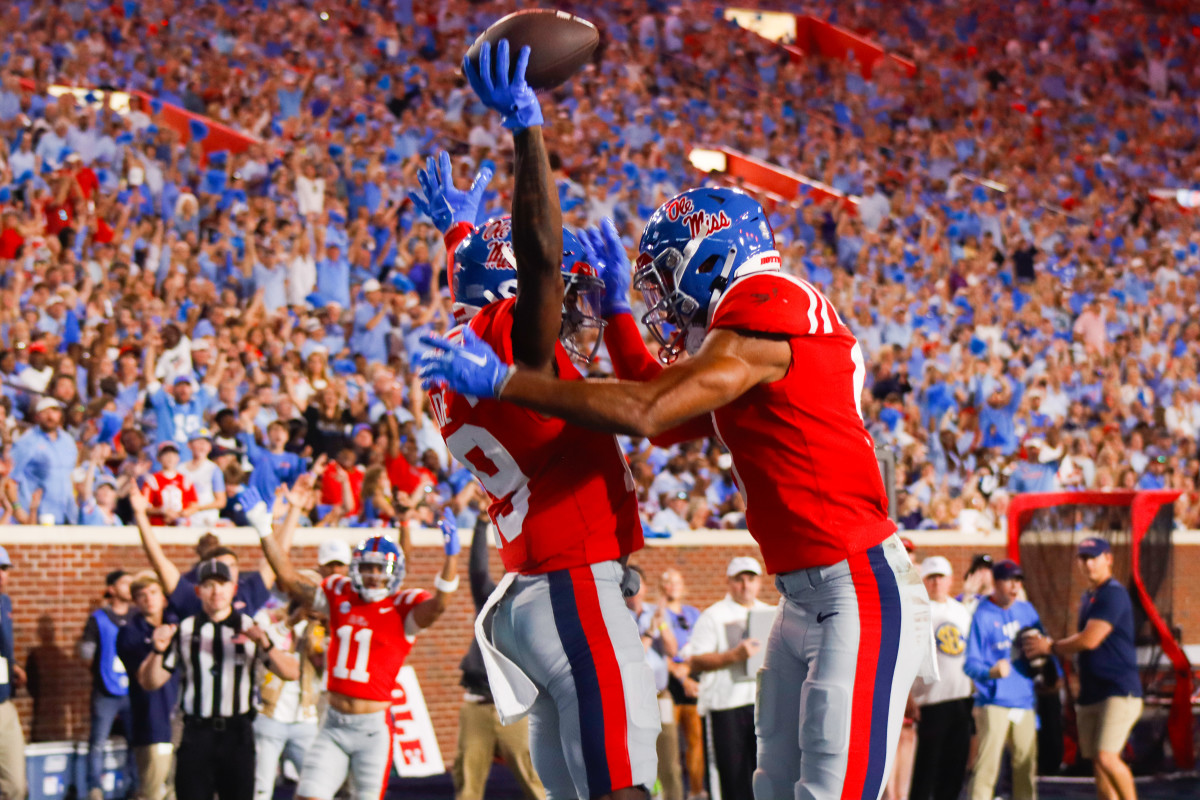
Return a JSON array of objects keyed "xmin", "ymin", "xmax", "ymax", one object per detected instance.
[{"xmin": 137, "ymin": 559, "xmax": 298, "ymax": 800}]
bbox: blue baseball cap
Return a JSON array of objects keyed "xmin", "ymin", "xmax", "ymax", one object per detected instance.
[
  {"xmin": 992, "ymin": 559, "xmax": 1024, "ymax": 581},
  {"xmin": 1077, "ymin": 537, "xmax": 1111, "ymax": 558}
]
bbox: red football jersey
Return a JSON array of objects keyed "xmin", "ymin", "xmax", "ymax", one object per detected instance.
[
  {"xmin": 142, "ymin": 471, "xmax": 198, "ymax": 526},
  {"xmin": 316, "ymin": 575, "xmax": 432, "ymax": 702},
  {"xmin": 427, "ymin": 299, "xmax": 643, "ymax": 574},
  {"xmin": 707, "ymin": 271, "xmax": 895, "ymax": 574}
]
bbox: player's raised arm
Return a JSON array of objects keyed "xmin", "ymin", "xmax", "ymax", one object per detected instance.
[
  {"xmin": 258, "ymin": 475, "xmax": 321, "ymax": 610},
  {"xmin": 410, "ymin": 509, "xmax": 461, "ymax": 629},
  {"xmin": 462, "ymin": 40, "xmax": 561, "ymax": 372}
]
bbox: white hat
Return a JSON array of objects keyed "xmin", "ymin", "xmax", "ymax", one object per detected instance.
[
  {"xmin": 726, "ymin": 556, "xmax": 762, "ymax": 578},
  {"xmin": 48, "ymin": 294, "xmax": 65, "ymax": 305},
  {"xmin": 362, "ymin": 278, "xmax": 382, "ymax": 294},
  {"xmin": 920, "ymin": 556, "xmax": 953, "ymax": 579},
  {"xmin": 303, "ymin": 318, "xmax": 322, "ymax": 332},
  {"xmin": 317, "ymin": 539, "xmax": 352, "ymax": 566},
  {"xmin": 35, "ymin": 397, "xmax": 63, "ymax": 414}
]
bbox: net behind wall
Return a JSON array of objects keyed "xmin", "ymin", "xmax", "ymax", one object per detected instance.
[{"xmin": 1016, "ymin": 503, "xmax": 1133, "ymax": 641}]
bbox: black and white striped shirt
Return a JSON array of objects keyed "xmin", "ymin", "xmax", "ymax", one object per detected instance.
[{"xmin": 163, "ymin": 611, "xmax": 259, "ymax": 719}]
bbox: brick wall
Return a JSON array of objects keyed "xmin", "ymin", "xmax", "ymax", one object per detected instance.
[{"xmin": 1, "ymin": 527, "xmax": 1196, "ymax": 763}]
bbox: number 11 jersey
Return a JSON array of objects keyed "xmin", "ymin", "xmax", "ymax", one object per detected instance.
[
  {"xmin": 427, "ymin": 298, "xmax": 644, "ymax": 575},
  {"xmin": 313, "ymin": 575, "xmax": 432, "ymax": 701}
]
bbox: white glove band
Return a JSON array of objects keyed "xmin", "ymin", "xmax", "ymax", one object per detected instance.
[
  {"xmin": 496, "ymin": 365, "xmax": 518, "ymax": 397},
  {"xmin": 434, "ymin": 575, "xmax": 460, "ymax": 593}
]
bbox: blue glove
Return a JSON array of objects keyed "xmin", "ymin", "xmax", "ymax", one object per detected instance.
[
  {"xmin": 462, "ymin": 39, "xmax": 544, "ymax": 131},
  {"xmin": 595, "ymin": 218, "xmax": 632, "ymax": 317},
  {"xmin": 439, "ymin": 509, "xmax": 461, "ymax": 556},
  {"xmin": 417, "ymin": 328, "xmax": 514, "ymax": 398},
  {"xmin": 407, "ymin": 150, "xmax": 493, "ymax": 234}
]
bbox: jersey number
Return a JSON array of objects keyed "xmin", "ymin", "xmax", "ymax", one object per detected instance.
[
  {"xmin": 444, "ymin": 424, "xmax": 529, "ymax": 546},
  {"xmin": 332, "ymin": 625, "xmax": 372, "ymax": 683}
]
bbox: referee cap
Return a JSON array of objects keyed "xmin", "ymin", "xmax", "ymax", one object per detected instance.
[{"xmin": 197, "ymin": 559, "xmax": 233, "ymax": 584}]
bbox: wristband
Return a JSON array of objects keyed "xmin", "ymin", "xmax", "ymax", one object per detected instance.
[
  {"xmin": 153, "ymin": 646, "xmax": 167, "ymax": 656},
  {"xmin": 434, "ymin": 574, "xmax": 460, "ymax": 593},
  {"xmin": 658, "ymin": 622, "xmax": 669, "ymax": 632},
  {"xmin": 495, "ymin": 364, "xmax": 517, "ymax": 398},
  {"xmin": 262, "ymin": 639, "xmax": 275, "ymax": 653}
]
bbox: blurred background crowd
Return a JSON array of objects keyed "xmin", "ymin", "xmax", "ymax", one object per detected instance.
[{"xmin": 1, "ymin": 0, "xmax": 1200, "ymax": 537}]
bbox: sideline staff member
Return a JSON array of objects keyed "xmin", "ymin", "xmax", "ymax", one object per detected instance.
[
  {"xmin": 1024, "ymin": 537, "xmax": 1143, "ymax": 800},
  {"xmin": 138, "ymin": 559, "xmax": 298, "ymax": 800}
]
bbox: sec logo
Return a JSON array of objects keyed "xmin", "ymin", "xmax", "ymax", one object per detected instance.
[
  {"xmin": 339, "ymin": 601, "xmax": 352, "ymax": 614},
  {"xmin": 936, "ymin": 622, "xmax": 965, "ymax": 656}
]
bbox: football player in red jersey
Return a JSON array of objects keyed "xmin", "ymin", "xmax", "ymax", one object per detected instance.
[
  {"xmin": 418, "ymin": 185, "xmax": 936, "ymax": 800},
  {"xmin": 258, "ymin": 476, "xmax": 459, "ymax": 800},
  {"xmin": 400, "ymin": 40, "xmax": 726, "ymax": 800}
]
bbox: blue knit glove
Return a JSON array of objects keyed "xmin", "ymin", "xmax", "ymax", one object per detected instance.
[
  {"xmin": 417, "ymin": 329, "xmax": 514, "ymax": 398},
  {"xmin": 462, "ymin": 39, "xmax": 544, "ymax": 132},
  {"xmin": 583, "ymin": 218, "xmax": 632, "ymax": 317},
  {"xmin": 408, "ymin": 150, "xmax": 493, "ymax": 234},
  {"xmin": 439, "ymin": 509, "xmax": 461, "ymax": 556}
]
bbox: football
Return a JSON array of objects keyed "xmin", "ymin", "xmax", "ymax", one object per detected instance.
[{"xmin": 465, "ymin": 9, "xmax": 599, "ymax": 91}]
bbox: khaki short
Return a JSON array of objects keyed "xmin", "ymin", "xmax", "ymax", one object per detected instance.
[{"xmin": 1075, "ymin": 696, "xmax": 1143, "ymax": 758}]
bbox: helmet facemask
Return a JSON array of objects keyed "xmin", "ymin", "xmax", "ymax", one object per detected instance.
[
  {"xmin": 634, "ymin": 242, "xmax": 737, "ymax": 363},
  {"xmin": 349, "ymin": 549, "xmax": 405, "ymax": 603},
  {"xmin": 559, "ymin": 268, "xmax": 607, "ymax": 364}
]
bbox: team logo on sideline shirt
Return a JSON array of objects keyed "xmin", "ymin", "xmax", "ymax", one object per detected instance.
[{"xmin": 935, "ymin": 622, "xmax": 965, "ymax": 655}]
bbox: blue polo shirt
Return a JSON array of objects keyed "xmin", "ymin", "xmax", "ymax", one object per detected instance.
[
  {"xmin": 1077, "ymin": 579, "xmax": 1142, "ymax": 705},
  {"xmin": 116, "ymin": 611, "xmax": 179, "ymax": 745}
]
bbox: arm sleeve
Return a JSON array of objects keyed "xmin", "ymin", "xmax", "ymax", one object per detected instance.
[
  {"xmin": 604, "ymin": 313, "xmax": 715, "ymax": 445},
  {"xmin": 1085, "ymin": 586, "xmax": 1122, "ymax": 626},
  {"xmin": 468, "ymin": 516, "xmax": 495, "ymax": 609},
  {"xmin": 963, "ymin": 609, "xmax": 995, "ymax": 683},
  {"xmin": 605, "ymin": 313, "xmax": 665, "ymax": 382}
]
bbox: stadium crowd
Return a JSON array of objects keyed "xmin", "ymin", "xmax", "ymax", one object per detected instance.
[{"xmin": 0, "ymin": 0, "xmax": 1199, "ymax": 540}]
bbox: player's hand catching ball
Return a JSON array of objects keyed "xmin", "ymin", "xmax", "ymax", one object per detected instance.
[
  {"xmin": 462, "ymin": 39, "xmax": 544, "ymax": 131},
  {"xmin": 409, "ymin": 150, "xmax": 493, "ymax": 233},
  {"xmin": 440, "ymin": 509, "xmax": 461, "ymax": 556},
  {"xmin": 417, "ymin": 329, "xmax": 513, "ymax": 399}
]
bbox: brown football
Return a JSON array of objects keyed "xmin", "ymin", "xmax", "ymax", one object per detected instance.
[{"xmin": 466, "ymin": 9, "xmax": 599, "ymax": 91}]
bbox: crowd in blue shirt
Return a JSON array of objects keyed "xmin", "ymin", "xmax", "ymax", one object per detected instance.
[{"xmin": 0, "ymin": 0, "xmax": 1199, "ymax": 533}]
